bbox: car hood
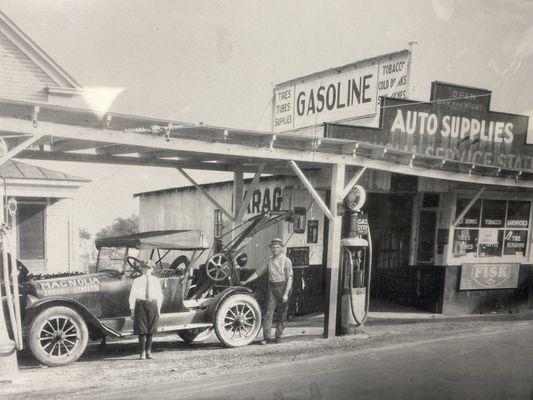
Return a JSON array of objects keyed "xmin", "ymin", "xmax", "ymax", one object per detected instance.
[{"xmin": 25, "ymin": 272, "xmax": 117, "ymax": 299}]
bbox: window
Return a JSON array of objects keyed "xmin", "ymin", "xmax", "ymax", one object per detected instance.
[
  {"xmin": 453, "ymin": 199, "xmax": 530, "ymax": 258},
  {"xmin": 18, "ymin": 203, "xmax": 46, "ymax": 260},
  {"xmin": 97, "ymin": 247, "xmax": 129, "ymax": 273}
]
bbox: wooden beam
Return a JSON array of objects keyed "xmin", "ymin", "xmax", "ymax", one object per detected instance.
[
  {"xmin": 0, "ymin": 134, "xmax": 43, "ymax": 169},
  {"xmin": 288, "ymin": 160, "xmax": 334, "ymax": 221},
  {"xmin": 17, "ymin": 150, "xmax": 235, "ymax": 171},
  {"xmin": 236, "ymin": 163, "xmax": 265, "ymax": 222},
  {"xmin": 51, "ymin": 139, "xmax": 110, "ymax": 152},
  {"xmin": 2, "ymin": 116, "xmax": 532, "ymax": 188},
  {"xmin": 453, "ymin": 186, "xmax": 486, "ymax": 227},
  {"xmin": 95, "ymin": 144, "xmax": 153, "ymax": 155},
  {"xmin": 324, "ymin": 163, "xmax": 345, "ymax": 338},
  {"xmin": 341, "ymin": 166, "xmax": 367, "ymax": 199},
  {"xmin": 177, "ymin": 168, "xmax": 234, "ymax": 222},
  {"xmin": 233, "ymin": 171, "xmax": 244, "ymax": 223}
]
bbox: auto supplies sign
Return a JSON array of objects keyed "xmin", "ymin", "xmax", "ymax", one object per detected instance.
[
  {"xmin": 273, "ymin": 49, "xmax": 410, "ymax": 133},
  {"xmin": 460, "ymin": 263, "xmax": 520, "ymax": 290},
  {"xmin": 327, "ymin": 82, "xmax": 532, "ymax": 172}
]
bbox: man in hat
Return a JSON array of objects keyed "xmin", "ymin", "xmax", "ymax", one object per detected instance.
[
  {"xmin": 128, "ymin": 260, "xmax": 164, "ymax": 359},
  {"xmin": 241, "ymin": 238, "xmax": 293, "ymax": 344}
]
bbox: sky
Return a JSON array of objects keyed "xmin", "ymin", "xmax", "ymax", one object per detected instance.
[{"xmin": 2, "ymin": 0, "xmax": 533, "ymax": 234}]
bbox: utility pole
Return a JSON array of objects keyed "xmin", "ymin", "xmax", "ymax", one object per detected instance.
[{"xmin": 407, "ymin": 41, "xmax": 418, "ymax": 98}]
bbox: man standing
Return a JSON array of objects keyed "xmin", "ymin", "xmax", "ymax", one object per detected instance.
[
  {"xmin": 129, "ymin": 260, "xmax": 163, "ymax": 359},
  {"xmin": 241, "ymin": 238, "xmax": 293, "ymax": 344}
]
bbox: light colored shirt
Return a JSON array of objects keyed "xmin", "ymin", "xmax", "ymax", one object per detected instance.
[
  {"xmin": 128, "ymin": 274, "xmax": 164, "ymax": 311},
  {"xmin": 257, "ymin": 255, "xmax": 293, "ymax": 283}
]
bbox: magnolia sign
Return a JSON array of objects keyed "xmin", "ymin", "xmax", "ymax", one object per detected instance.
[
  {"xmin": 459, "ymin": 263, "xmax": 520, "ymax": 290},
  {"xmin": 273, "ymin": 50, "xmax": 410, "ymax": 133}
]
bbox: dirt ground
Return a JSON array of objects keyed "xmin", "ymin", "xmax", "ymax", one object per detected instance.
[{"xmin": 1, "ymin": 312, "xmax": 532, "ymax": 400}]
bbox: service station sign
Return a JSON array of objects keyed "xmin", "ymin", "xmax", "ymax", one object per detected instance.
[
  {"xmin": 327, "ymin": 82, "xmax": 532, "ymax": 172},
  {"xmin": 273, "ymin": 50, "xmax": 410, "ymax": 133},
  {"xmin": 460, "ymin": 263, "xmax": 520, "ymax": 290}
]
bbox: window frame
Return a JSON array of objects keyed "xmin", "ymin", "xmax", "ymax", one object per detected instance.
[
  {"xmin": 16, "ymin": 200, "xmax": 47, "ymax": 262},
  {"xmin": 414, "ymin": 192, "xmax": 441, "ymax": 265},
  {"xmin": 451, "ymin": 195, "xmax": 531, "ymax": 263}
]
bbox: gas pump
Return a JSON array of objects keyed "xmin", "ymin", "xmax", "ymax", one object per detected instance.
[
  {"xmin": 340, "ymin": 185, "xmax": 372, "ymax": 334},
  {"xmin": 0, "ymin": 182, "xmax": 21, "ymax": 381}
]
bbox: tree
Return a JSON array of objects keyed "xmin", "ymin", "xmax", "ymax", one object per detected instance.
[
  {"xmin": 96, "ymin": 215, "xmax": 139, "ymax": 239},
  {"xmin": 79, "ymin": 227, "xmax": 91, "ymax": 240}
]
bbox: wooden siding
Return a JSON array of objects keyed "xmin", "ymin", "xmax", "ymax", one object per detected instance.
[
  {"xmin": 138, "ymin": 176, "xmax": 327, "ymax": 270},
  {"xmin": 0, "ymin": 31, "xmax": 56, "ymax": 102},
  {"xmin": 45, "ymin": 198, "xmax": 71, "ymax": 273}
]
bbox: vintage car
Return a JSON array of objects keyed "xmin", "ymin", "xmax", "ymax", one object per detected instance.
[{"xmin": 16, "ymin": 229, "xmax": 263, "ymax": 367}]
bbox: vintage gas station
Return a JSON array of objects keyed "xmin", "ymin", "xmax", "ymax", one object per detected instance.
[
  {"xmin": 1, "ymin": 83, "xmax": 533, "ymax": 376},
  {"xmin": 1, "ymin": 7, "xmax": 533, "ymax": 384}
]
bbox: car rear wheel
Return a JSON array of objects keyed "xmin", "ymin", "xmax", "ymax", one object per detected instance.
[
  {"xmin": 214, "ymin": 294, "xmax": 261, "ymax": 347},
  {"xmin": 177, "ymin": 327, "xmax": 213, "ymax": 343},
  {"xmin": 28, "ymin": 306, "xmax": 88, "ymax": 367}
]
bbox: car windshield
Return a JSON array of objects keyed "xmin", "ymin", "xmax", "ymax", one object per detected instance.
[{"xmin": 98, "ymin": 247, "xmax": 135, "ymax": 273}]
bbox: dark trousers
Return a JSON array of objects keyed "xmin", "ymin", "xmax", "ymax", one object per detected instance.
[
  {"xmin": 133, "ymin": 299, "xmax": 159, "ymax": 335},
  {"xmin": 263, "ymin": 281, "xmax": 289, "ymax": 340}
]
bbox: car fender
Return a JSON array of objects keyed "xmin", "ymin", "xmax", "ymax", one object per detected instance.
[
  {"xmin": 206, "ymin": 286, "xmax": 253, "ymax": 321},
  {"xmin": 24, "ymin": 297, "xmax": 121, "ymax": 338}
]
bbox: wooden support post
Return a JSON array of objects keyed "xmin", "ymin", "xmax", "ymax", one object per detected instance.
[
  {"xmin": 236, "ymin": 163, "xmax": 265, "ymax": 222},
  {"xmin": 324, "ymin": 163, "xmax": 345, "ymax": 338},
  {"xmin": 288, "ymin": 160, "xmax": 334, "ymax": 221},
  {"xmin": 341, "ymin": 166, "xmax": 367, "ymax": 199},
  {"xmin": 232, "ymin": 171, "xmax": 244, "ymax": 242},
  {"xmin": 0, "ymin": 134, "xmax": 43, "ymax": 169},
  {"xmin": 233, "ymin": 171, "xmax": 244, "ymax": 223},
  {"xmin": 177, "ymin": 168, "xmax": 234, "ymax": 222}
]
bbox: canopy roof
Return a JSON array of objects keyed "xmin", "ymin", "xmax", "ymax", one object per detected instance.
[
  {"xmin": 95, "ymin": 230, "xmax": 210, "ymax": 250},
  {"xmin": 1, "ymin": 97, "xmax": 532, "ymax": 188}
]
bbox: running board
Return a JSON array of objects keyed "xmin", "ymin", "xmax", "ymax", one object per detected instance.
[{"xmin": 100, "ymin": 309, "xmax": 211, "ymax": 338}]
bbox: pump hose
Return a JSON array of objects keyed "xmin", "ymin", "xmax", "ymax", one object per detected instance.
[
  {"xmin": 6, "ymin": 232, "xmax": 22, "ymax": 349},
  {"xmin": 348, "ymin": 228, "xmax": 372, "ymax": 326},
  {"xmin": 1, "ymin": 229, "xmax": 20, "ymax": 349}
]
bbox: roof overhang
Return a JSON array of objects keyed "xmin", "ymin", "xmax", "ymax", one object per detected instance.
[{"xmin": 0, "ymin": 98, "xmax": 532, "ymax": 189}]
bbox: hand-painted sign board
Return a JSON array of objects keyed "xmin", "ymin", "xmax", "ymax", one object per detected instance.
[
  {"xmin": 459, "ymin": 263, "xmax": 520, "ymax": 290},
  {"xmin": 273, "ymin": 50, "xmax": 410, "ymax": 133},
  {"xmin": 286, "ymin": 246, "xmax": 310, "ymax": 267},
  {"xmin": 327, "ymin": 82, "xmax": 532, "ymax": 172}
]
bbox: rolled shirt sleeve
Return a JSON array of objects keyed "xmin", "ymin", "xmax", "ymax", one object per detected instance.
[{"xmin": 284, "ymin": 257, "xmax": 293, "ymax": 280}]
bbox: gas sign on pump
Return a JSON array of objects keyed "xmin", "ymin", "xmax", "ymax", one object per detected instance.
[{"xmin": 340, "ymin": 185, "xmax": 371, "ymax": 334}]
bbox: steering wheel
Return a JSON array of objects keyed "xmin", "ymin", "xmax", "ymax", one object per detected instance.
[
  {"xmin": 126, "ymin": 256, "xmax": 143, "ymax": 277},
  {"xmin": 205, "ymin": 253, "xmax": 231, "ymax": 282}
]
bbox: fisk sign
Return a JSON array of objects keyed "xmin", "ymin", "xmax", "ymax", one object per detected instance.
[
  {"xmin": 459, "ymin": 263, "xmax": 520, "ymax": 290},
  {"xmin": 273, "ymin": 50, "xmax": 410, "ymax": 133}
]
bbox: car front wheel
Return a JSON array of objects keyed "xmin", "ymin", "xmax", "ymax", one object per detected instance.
[
  {"xmin": 28, "ymin": 306, "xmax": 89, "ymax": 367},
  {"xmin": 214, "ymin": 294, "xmax": 261, "ymax": 347}
]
